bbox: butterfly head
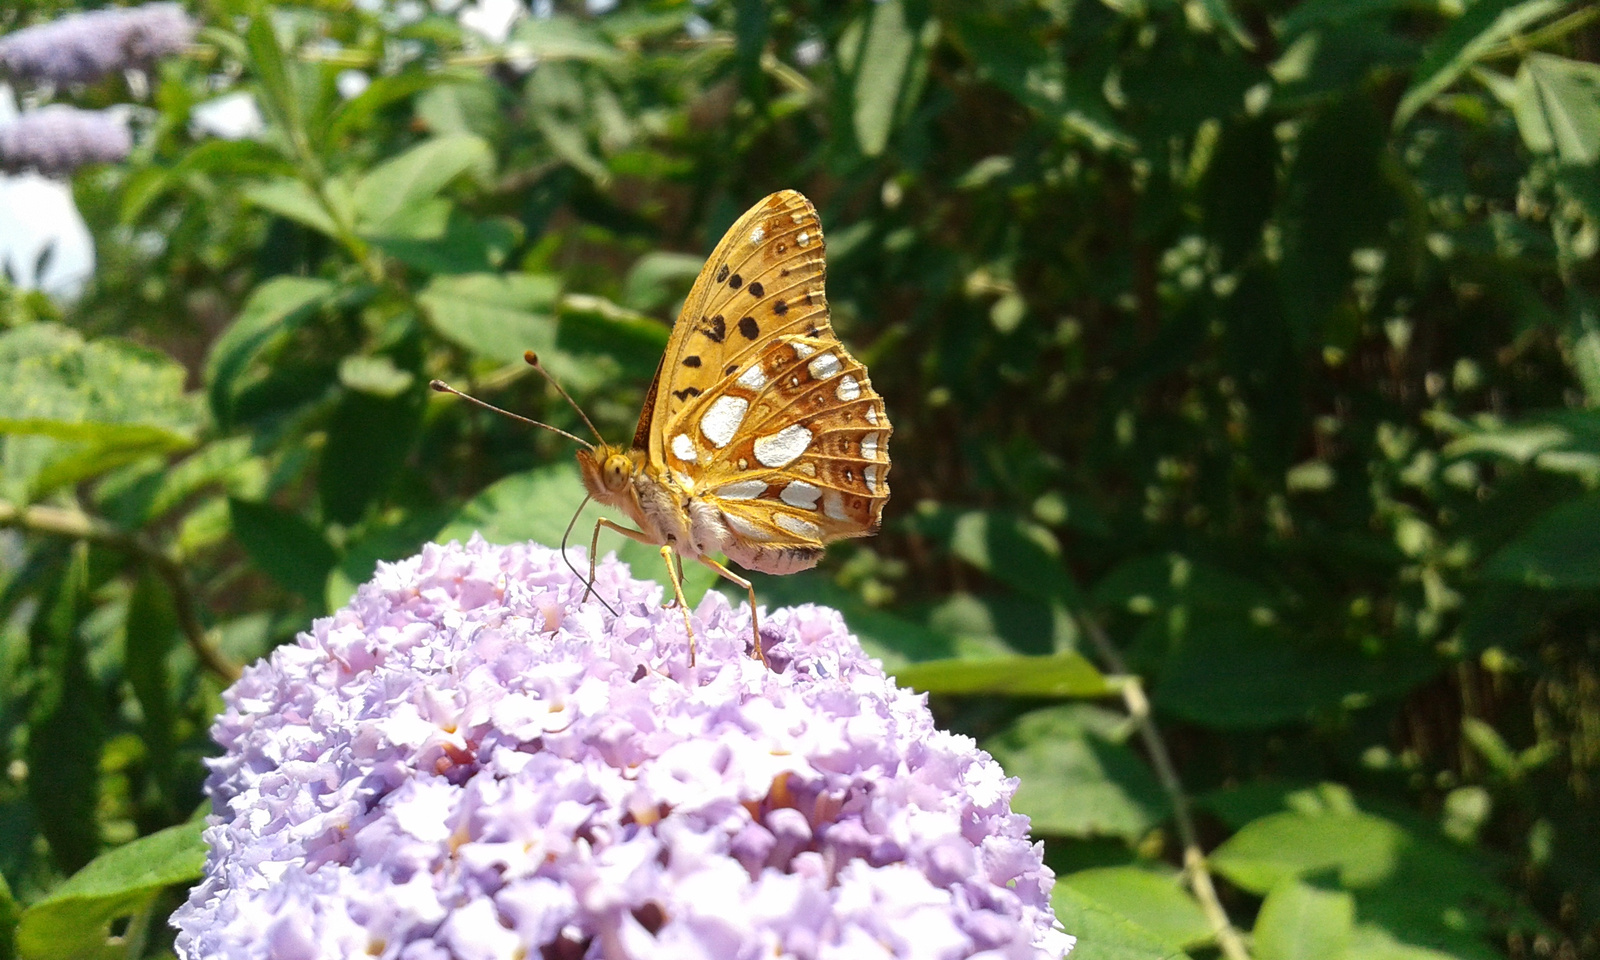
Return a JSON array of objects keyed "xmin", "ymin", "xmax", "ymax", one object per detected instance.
[{"xmin": 576, "ymin": 443, "xmax": 640, "ymax": 506}]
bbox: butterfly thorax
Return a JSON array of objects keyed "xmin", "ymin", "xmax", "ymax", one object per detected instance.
[{"xmin": 577, "ymin": 443, "xmax": 727, "ymax": 560}]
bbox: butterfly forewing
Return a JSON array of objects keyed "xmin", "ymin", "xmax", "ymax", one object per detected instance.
[{"xmin": 648, "ymin": 191, "xmax": 890, "ymax": 569}]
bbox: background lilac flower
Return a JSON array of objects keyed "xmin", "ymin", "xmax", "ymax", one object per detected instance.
[
  {"xmin": 173, "ymin": 537, "xmax": 1073, "ymax": 960},
  {"xmin": 0, "ymin": 2, "xmax": 195, "ymax": 86},
  {"xmin": 0, "ymin": 105, "xmax": 131, "ymax": 174}
]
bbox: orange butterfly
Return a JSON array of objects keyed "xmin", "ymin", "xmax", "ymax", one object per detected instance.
[{"xmin": 436, "ymin": 191, "xmax": 891, "ymax": 664}]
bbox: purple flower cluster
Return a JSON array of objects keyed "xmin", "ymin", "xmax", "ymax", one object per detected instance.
[
  {"xmin": 0, "ymin": 105, "xmax": 131, "ymax": 174},
  {"xmin": 173, "ymin": 537, "xmax": 1072, "ymax": 960},
  {"xmin": 0, "ymin": 2, "xmax": 194, "ymax": 86}
]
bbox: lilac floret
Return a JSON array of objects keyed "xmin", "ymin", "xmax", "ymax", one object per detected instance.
[
  {"xmin": 172, "ymin": 537, "xmax": 1073, "ymax": 960},
  {"xmin": 0, "ymin": 105, "xmax": 131, "ymax": 174},
  {"xmin": 0, "ymin": 2, "xmax": 195, "ymax": 86}
]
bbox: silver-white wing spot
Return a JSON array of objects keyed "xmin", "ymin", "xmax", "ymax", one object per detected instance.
[
  {"xmin": 836, "ymin": 375, "xmax": 861, "ymax": 402},
  {"xmin": 672, "ymin": 434, "xmax": 697, "ymax": 462},
  {"xmin": 749, "ymin": 226, "xmax": 765, "ymax": 244},
  {"xmin": 862, "ymin": 432, "xmax": 880, "ymax": 461},
  {"xmin": 737, "ymin": 364, "xmax": 767, "ymax": 390},
  {"xmin": 808, "ymin": 354, "xmax": 841, "ymax": 380},
  {"xmin": 865, "ymin": 406, "xmax": 879, "ymax": 424},
  {"xmin": 754, "ymin": 424, "xmax": 812, "ymax": 468},
  {"xmin": 865, "ymin": 464, "xmax": 880, "ymax": 494},
  {"xmin": 724, "ymin": 513, "xmax": 771, "ymax": 541},
  {"xmin": 775, "ymin": 512, "xmax": 822, "ymax": 539},
  {"xmin": 823, "ymin": 491, "xmax": 847, "ymax": 520},
  {"xmin": 715, "ymin": 479, "xmax": 766, "ymax": 500},
  {"xmin": 700, "ymin": 396, "xmax": 748, "ymax": 448},
  {"xmin": 780, "ymin": 481, "xmax": 821, "ymax": 510},
  {"xmin": 797, "ymin": 230, "xmax": 811, "ymax": 246},
  {"xmin": 792, "ymin": 341, "xmax": 816, "ymax": 360}
]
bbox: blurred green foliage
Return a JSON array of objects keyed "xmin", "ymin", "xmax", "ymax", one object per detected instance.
[{"xmin": 1, "ymin": 0, "xmax": 1599, "ymax": 957}]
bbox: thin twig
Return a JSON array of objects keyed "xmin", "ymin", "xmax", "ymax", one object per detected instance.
[
  {"xmin": 1480, "ymin": 4, "xmax": 1600, "ymax": 60},
  {"xmin": 1080, "ymin": 614, "xmax": 1252, "ymax": 960},
  {"xmin": 0, "ymin": 499, "xmax": 241, "ymax": 683}
]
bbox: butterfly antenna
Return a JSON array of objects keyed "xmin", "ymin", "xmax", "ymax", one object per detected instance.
[
  {"xmin": 524, "ymin": 351, "xmax": 605, "ymax": 445},
  {"xmin": 429, "ymin": 379, "xmax": 595, "ymax": 451},
  {"xmin": 562, "ymin": 494, "xmax": 618, "ymax": 617}
]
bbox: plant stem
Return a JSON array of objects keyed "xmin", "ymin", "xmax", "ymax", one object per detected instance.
[
  {"xmin": 1081, "ymin": 615, "xmax": 1252, "ymax": 960},
  {"xmin": 0, "ymin": 499, "xmax": 241, "ymax": 683}
]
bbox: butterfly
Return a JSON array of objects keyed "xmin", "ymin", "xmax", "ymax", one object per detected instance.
[{"xmin": 435, "ymin": 191, "xmax": 891, "ymax": 665}]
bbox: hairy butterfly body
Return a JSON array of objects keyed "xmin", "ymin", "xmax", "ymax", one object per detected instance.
[{"xmin": 575, "ymin": 190, "xmax": 891, "ymax": 663}]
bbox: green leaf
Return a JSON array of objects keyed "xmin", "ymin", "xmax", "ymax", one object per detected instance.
[
  {"xmin": 0, "ymin": 872, "xmax": 17, "ymax": 960},
  {"xmin": 417, "ymin": 273, "xmax": 562, "ymax": 365},
  {"xmin": 1061, "ymin": 867, "xmax": 1212, "ymax": 950},
  {"xmin": 242, "ymin": 177, "xmax": 341, "ymax": 237},
  {"xmin": 982, "ymin": 705, "xmax": 1167, "ymax": 840},
  {"xmin": 26, "ymin": 554, "xmax": 103, "ymax": 875},
  {"xmin": 892, "ymin": 652, "xmax": 1108, "ymax": 697},
  {"xmin": 942, "ymin": 509, "xmax": 1081, "ymax": 605},
  {"xmin": 228, "ymin": 498, "xmax": 339, "ymax": 602},
  {"xmin": 436, "ymin": 464, "xmax": 715, "ymax": 603},
  {"xmin": 1212, "ymin": 811, "xmax": 1411, "ymax": 893},
  {"xmin": 369, "ymin": 212, "xmax": 522, "ymax": 274},
  {"xmin": 555, "ymin": 293, "xmax": 672, "ymax": 381},
  {"xmin": 1051, "ymin": 883, "xmax": 1191, "ymax": 960},
  {"xmin": 338, "ymin": 355, "xmax": 416, "ymax": 398},
  {"xmin": 244, "ymin": 13, "xmax": 302, "ymax": 146},
  {"xmin": 1393, "ymin": 0, "xmax": 1566, "ymax": 130},
  {"xmin": 319, "ymin": 385, "xmax": 424, "ymax": 525},
  {"xmin": 1483, "ymin": 493, "xmax": 1600, "ymax": 588},
  {"xmin": 852, "ymin": 0, "xmax": 919, "ymax": 157},
  {"xmin": 353, "ymin": 134, "xmax": 494, "ymax": 237},
  {"xmin": 204, "ymin": 276, "xmax": 336, "ymax": 426},
  {"xmin": 1254, "ymin": 880, "xmax": 1356, "ymax": 960},
  {"xmin": 15, "ymin": 820, "xmax": 206, "ymax": 960},
  {"xmin": 124, "ymin": 570, "xmax": 177, "ymax": 806},
  {"xmin": 0, "ymin": 325, "xmax": 200, "ymax": 496},
  {"xmin": 508, "ymin": 15, "xmax": 623, "ymax": 62},
  {"xmin": 621, "ymin": 252, "xmax": 704, "ymax": 312},
  {"xmin": 1510, "ymin": 53, "xmax": 1600, "ymax": 165}
]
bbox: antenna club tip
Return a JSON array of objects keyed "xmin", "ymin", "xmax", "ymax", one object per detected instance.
[
  {"xmin": 524, "ymin": 350, "xmax": 540, "ymax": 367},
  {"xmin": 429, "ymin": 379, "xmax": 451, "ymax": 392}
]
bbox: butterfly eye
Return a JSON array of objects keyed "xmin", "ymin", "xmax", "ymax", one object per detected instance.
[{"xmin": 604, "ymin": 455, "xmax": 632, "ymax": 489}]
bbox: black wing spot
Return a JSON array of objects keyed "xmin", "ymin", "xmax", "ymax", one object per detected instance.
[
  {"xmin": 739, "ymin": 316, "xmax": 760, "ymax": 340},
  {"xmin": 704, "ymin": 315, "xmax": 726, "ymax": 343},
  {"xmin": 724, "ymin": 363, "xmax": 738, "ymax": 376},
  {"xmin": 683, "ymin": 355, "xmax": 702, "ymax": 367},
  {"xmin": 807, "ymin": 326, "xmax": 821, "ymax": 337},
  {"xmin": 773, "ymin": 300, "xmax": 788, "ymax": 316},
  {"xmin": 728, "ymin": 274, "xmax": 743, "ymax": 289},
  {"xmin": 673, "ymin": 386, "xmax": 702, "ymax": 401},
  {"xmin": 776, "ymin": 243, "xmax": 787, "ymax": 253},
  {"xmin": 716, "ymin": 264, "xmax": 729, "ymax": 283},
  {"xmin": 748, "ymin": 281, "xmax": 765, "ymax": 298}
]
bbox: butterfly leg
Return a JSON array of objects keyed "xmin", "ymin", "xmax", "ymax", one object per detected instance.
[
  {"xmin": 695, "ymin": 556, "xmax": 766, "ymax": 667},
  {"xmin": 584, "ymin": 517, "xmax": 659, "ymax": 604},
  {"xmin": 658, "ymin": 545, "xmax": 698, "ymax": 666}
]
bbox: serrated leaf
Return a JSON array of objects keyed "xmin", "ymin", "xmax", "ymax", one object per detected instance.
[
  {"xmin": 204, "ymin": 276, "xmax": 336, "ymax": 426},
  {"xmin": 228, "ymin": 498, "xmax": 338, "ymax": 602},
  {"xmin": 15, "ymin": 820, "xmax": 205, "ymax": 960},
  {"xmin": 1393, "ymin": 0, "xmax": 1566, "ymax": 130},
  {"xmin": 1062, "ymin": 867, "xmax": 1212, "ymax": 951},
  {"xmin": 892, "ymin": 652, "xmax": 1108, "ymax": 697},
  {"xmin": 1051, "ymin": 883, "xmax": 1190, "ymax": 960},
  {"xmin": 417, "ymin": 273, "xmax": 562, "ymax": 364},
  {"xmin": 353, "ymin": 134, "xmax": 494, "ymax": 237},
  {"xmin": 1254, "ymin": 880, "xmax": 1356, "ymax": 960},
  {"xmin": 983, "ymin": 705, "xmax": 1166, "ymax": 839}
]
